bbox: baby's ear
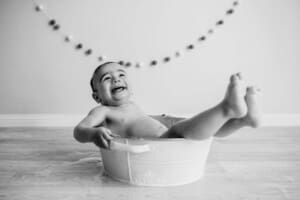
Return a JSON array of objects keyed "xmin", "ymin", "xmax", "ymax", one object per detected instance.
[{"xmin": 92, "ymin": 93, "xmax": 101, "ymax": 103}]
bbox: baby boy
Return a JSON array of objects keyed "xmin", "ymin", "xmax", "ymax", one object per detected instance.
[{"xmin": 74, "ymin": 62, "xmax": 261, "ymax": 149}]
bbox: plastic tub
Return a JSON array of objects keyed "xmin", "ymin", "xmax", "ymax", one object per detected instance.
[{"xmin": 100, "ymin": 137, "xmax": 213, "ymax": 187}]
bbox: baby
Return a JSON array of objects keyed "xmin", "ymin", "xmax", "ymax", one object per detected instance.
[{"xmin": 74, "ymin": 62, "xmax": 261, "ymax": 149}]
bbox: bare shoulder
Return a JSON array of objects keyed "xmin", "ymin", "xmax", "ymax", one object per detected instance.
[
  {"xmin": 78, "ymin": 105, "xmax": 110, "ymax": 127},
  {"xmin": 88, "ymin": 105, "xmax": 109, "ymax": 116}
]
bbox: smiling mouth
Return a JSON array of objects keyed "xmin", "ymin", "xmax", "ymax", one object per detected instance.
[{"xmin": 111, "ymin": 86, "xmax": 126, "ymax": 94}]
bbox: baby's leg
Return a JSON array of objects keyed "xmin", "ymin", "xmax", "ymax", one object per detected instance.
[
  {"xmin": 215, "ymin": 86, "xmax": 261, "ymax": 137},
  {"xmin": 162, "ymin": 73, "xmax": 247, "ymax": 140},
  {"xmin": 150, "ymin": 115, "xmax": 186, "ymax": 129}
]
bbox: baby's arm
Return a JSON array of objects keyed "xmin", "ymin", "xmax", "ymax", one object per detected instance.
[{"xmin": 73, "ymin": 106, "xmax": 116, "ymax": 149}]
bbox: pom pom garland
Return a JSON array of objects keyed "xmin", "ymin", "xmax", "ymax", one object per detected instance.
[{"xmin": 31, "ymin": 0, "xmax": 241, "ymax": 68}]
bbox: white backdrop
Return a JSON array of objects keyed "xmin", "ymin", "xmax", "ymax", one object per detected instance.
[{"xmin": 0, "ymin": 0, "xmax": 299, "ymax": 118}]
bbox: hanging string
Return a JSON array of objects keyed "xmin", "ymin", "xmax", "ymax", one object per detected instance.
[{"xmin": 31, "ymin": 0, "xmax": 240, "ymax": 68}]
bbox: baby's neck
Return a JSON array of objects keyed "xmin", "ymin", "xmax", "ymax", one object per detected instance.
[{"xmin": 105, "ymin": 99, "xmax": 135, "ymax": 108}]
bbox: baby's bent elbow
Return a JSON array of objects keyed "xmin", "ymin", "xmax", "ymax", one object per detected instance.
[
  {"xmin": 73, "ymin": 126, "xmax": 84, "ymax": 143},
  {"xmin": 73, "ymin": 125, "xmax": 95, "ymax": 143}
]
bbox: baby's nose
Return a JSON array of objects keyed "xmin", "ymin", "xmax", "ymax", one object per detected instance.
[{"xmin": 113, "ymin": 78, "xmax": 120, "ymax": 83}]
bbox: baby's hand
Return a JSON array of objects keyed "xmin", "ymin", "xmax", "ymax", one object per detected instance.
[{"xmin": 92, "ymin": 127, "xmax": 118, "ymax": 149}]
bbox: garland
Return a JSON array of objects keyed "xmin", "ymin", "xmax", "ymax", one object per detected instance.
[{"xmin": 31, "ymin": 0, "xmax": 240, "ymax": 68}]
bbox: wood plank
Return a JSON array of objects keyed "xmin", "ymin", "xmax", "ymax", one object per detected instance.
[{"xmin": 0, "ymin": 127, "xmax": 300, "ymax": 200}]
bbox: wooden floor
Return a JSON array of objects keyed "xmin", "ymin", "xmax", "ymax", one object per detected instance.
[{"xmin": 0, "ymin": 127, "xmax": 299, "ymax": 200}]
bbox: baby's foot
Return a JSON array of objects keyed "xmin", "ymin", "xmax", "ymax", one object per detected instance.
[
  {"xmin": 242, "ymin": 86, "xmax": 262, "ymax": 128},
  {"xmin": 222, "ymin": 73, "xmax": 248, "ymax": 118}
]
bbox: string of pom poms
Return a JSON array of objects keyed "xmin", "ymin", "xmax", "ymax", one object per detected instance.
[{"xmin": 32, "ymin": 0, "xmax": 240, "ymax": 68}]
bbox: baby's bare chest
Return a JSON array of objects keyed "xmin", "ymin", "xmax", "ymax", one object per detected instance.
[{"xmin": 106, "ymin": 107, "xmax": 167, "ymax": 138}]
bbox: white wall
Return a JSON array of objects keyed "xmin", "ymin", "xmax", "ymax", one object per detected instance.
[{"xmin": 0, "ymin": 0, "xmax": 300, "ymax": 117}]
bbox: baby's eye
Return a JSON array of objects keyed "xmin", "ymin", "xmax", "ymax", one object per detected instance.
[
  {"xmin": 102, "ymin": 76, "xmax": 111, "ymax": 82},
  {"xmin": 119, "ymin": 73, "xmax": 126, "ymax": 77}
]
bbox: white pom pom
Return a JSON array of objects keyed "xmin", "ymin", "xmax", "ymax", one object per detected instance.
[
  {"xmin": 64, "ymin": 35, "xmax": 73, "ymax": 42},
  {"xmin": 135, "ymin": 62, "xmax": 144, "ymax": 68},
  {"xmin": 35, "ymin": 5, "xmax": 44, "ymax": 12},
  {"xmin": 98, "ymin": 55, "xmax": 106, "ymax": 62},
  {"xmin": 175, "ymin": 50, "xmax": 183, "ymax": 57}
]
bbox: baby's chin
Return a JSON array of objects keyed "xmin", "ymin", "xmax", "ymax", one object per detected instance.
[{"xmin": 108, "ymin": 95, "xmax": 131, "ymax": 106}]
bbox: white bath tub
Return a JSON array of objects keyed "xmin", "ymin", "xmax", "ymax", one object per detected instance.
[{"xmin": 100, "ymin": 137, "xmax": 213, "ymax": 187}]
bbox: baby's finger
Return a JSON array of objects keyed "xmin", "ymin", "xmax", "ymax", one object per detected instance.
[
  {"xmin": 110, "ymin": 132, "xmax": 120, "ymax": 138},
  {"xmin": 104, "ymin": 128, "xmax": 112, "ymax": 134},
  {"xmin": 102, "ymin": 131, "xmax": 114, "ymax": 141},
  {"xmin": 93, "ymin": 136, "xmax": 102, "ymax": 148},
  {"xmin": 100, "ymin": 134, "xmax": 109, "ymax": 148}
]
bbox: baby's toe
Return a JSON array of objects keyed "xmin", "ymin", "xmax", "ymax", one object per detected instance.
[
  {"xmin": 230, "ymin": 74, "xmax": 238, "ymax": 83},
  {"xmin": 230, "ymin": 73, "xmax": 242, "ymax": 85},
  {"xmin": 246, "ymin": 86, "xmax": 261, "ymax": 95},
  {"xmin": 236, "ymin": 72, "xmax": 243, "ymax": 80}
]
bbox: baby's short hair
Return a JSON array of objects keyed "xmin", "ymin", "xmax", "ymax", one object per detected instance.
[{"xmin": 90, "ymin": 61, "xmax": 118, "ymax": 92}]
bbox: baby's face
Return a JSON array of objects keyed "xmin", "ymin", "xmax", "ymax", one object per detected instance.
[{"xmin": 93, "ymin": 63, "xmax": 132, "ymax": 106}]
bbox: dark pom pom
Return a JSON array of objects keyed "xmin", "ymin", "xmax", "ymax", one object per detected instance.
[
  {"xmin": 187, "ymin": 44, "xmax": 194, "ymax": 50},
  {"xmin": 216, "ymin": 20, "xmax": 224, "ymax": 26},
  {"xmin": 85, "ymin": 49, "xmax": 92, "ymax": 55},
  {"xmin": 226, "ymin": 9, "xmax": 234, "ymax": 15},
  {"xmin": 76, "ymin": 43, "xmax": 83, "ymax": 49},
  {"xmin": 125, "ymin": 62, "xmax": 132, "ymax": 67},
  {"xmin": 150, "ymin": 60, "xmax": 157, "ymax": 66},
  {"xmin": 98, "ymin": 56, "xmax": 104, "ymax": 61},
  {"xmin": 198, "ymin": 36, "xmax": 206, "ymax": 41},
  {"xmin": 53, "ymin": 24, "xmax": 60, "ymax": 30},
  {"xmin": 48, "ymin": 19, "xmax": 56, "ymax": 26},
  {"xmin": 118, "ymin": 61, "xmax": 125, "ymax": 65},
  {"xmin": 163, "ymin": 57, "xmax": 171, "ymax": 62}
]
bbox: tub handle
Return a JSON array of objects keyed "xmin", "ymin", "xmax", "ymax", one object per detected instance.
[{"xmin": 109, "ymin": 140, "xmax": 150, "ymax": 153}]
